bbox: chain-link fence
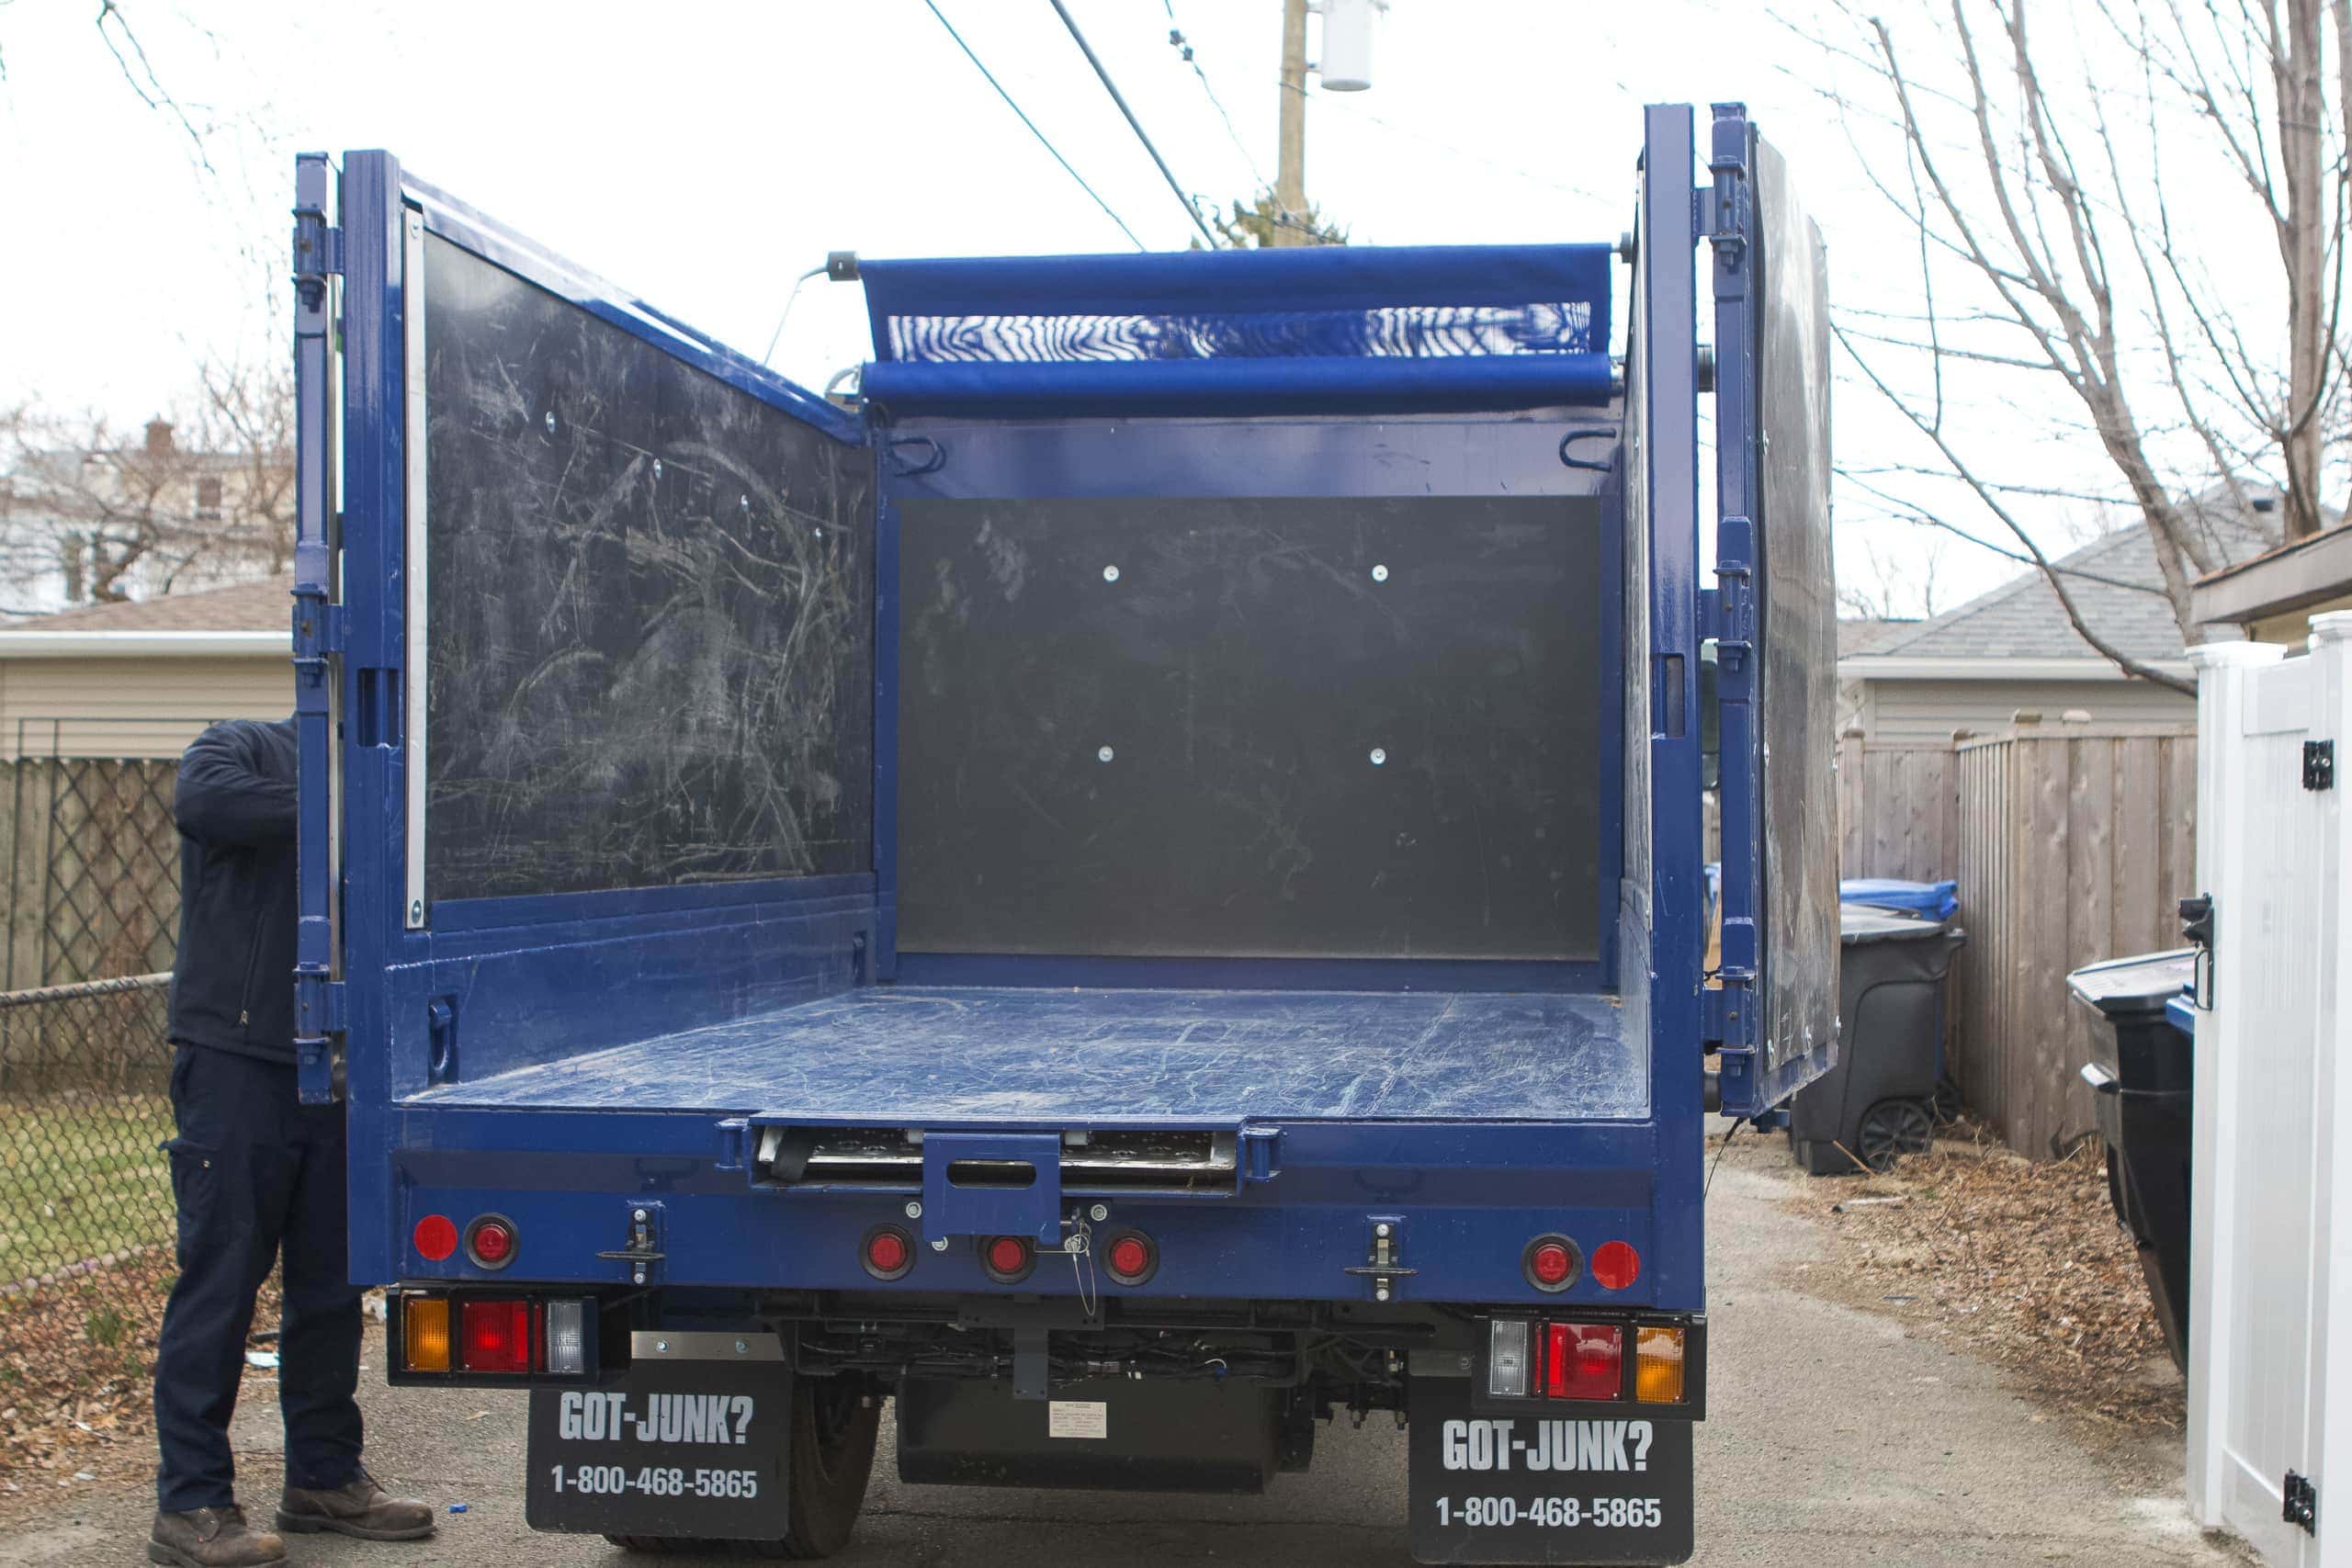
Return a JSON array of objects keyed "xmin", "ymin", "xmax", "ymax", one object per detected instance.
[
  {"xmin": 0, "ymin": 726, "xmax": 198, "ymax": 1472},
  {"xmin": 0, "ymin": 973, "xmax": 181, "ymax": 1467}
]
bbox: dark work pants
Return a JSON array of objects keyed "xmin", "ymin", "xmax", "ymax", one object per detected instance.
[{"xmin": 153, "ymin": 1044, "xmax": 365, "ymax": 1512}]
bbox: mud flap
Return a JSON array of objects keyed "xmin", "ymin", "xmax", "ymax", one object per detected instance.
[
  {"xmin": 1408, "ymin": 1376, "xmax": 1694, "ymax": 1564},
  {"xmin": 525, "ymin": 1348, "xmax": 791, "ymax": 1540}
]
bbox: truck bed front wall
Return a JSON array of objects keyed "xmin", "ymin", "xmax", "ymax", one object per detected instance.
[{"xmin": 369, "ymin": 1108, "xmax": 1700, "ymax": 1313}]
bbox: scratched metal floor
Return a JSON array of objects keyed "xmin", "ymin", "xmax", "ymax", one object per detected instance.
[{"xmin": 416, "ymin": 986, "xmax": 1647, "ymax": 1123}]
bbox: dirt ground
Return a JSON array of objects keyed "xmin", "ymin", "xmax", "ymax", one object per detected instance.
[{"xmin": 0, "ymin": 1125, "xmax": 2249, "ymax": 1566}]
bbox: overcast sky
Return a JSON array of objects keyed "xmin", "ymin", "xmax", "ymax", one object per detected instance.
[{"xmin": 0, "ymin": 0, "xmax": 2275, "ymax": 618}]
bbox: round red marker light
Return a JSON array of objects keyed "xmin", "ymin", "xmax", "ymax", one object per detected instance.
[
  {"xmin": 413, "ymin": 1214, "xmax": 458, "ymax": 1262},
  {"xmin": 867, "ymin": 1230, "xmax": 909, "ymax": 1273},
  {"xmin": 1108, "ymin": 1236, "xmax": 1150, "ymax": 1278},
  {"xmin": 1590, "ymin": 1241, "xmax": 1642, "ymax": 1292},
  {"xmin": 462, "ymin": 1214, "xmax": 518, "ymax": 1269},
  {"xmin": 1521, "ymin": 1233, "xmax": 1580, "ymax": 1292},
  {"xmin": 862, "ymin": 1224, "xmax": 915, "ymax": 1280},
  {"xmin": 986, "ymin": 1236, "xmax": 1033, "ymax": 1278}
]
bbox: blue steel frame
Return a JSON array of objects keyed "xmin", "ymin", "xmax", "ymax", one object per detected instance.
[{"xmin": 299, "ymin": 111, "xmax": 1717, "ymax": 1322}]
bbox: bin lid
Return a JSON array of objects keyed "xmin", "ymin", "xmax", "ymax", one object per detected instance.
[
  {"xmin": 2065, "ymin": 949, "xmax": 2195, "ymax": 1015},
  {"xmin": 1840, "ymin": 902, "xmax": 1953, "ymax": 943},
  {"xmin": 2165, "ymin": 993, "xmax": 2197, "ymax": 1039},
  {"xmin": 1839, "ymin": 877, "xmax": 1959, "ymax": 919}
]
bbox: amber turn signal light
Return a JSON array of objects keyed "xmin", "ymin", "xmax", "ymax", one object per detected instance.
[
  {"xmin": 401, "ymin": 1294, "xmax": 450, "ymax": 1373},
  {"xmin": 1634, "ymin": 1325, "xmax": 1684, "ymax": 1404}
]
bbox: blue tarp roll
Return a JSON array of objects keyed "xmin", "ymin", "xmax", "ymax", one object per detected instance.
[
  {"xmin": 862, "ymin": 245, "xmax": 1615, "ymax": 345},
  {"xmin": 856, "ymin": 243, "xmax": 1616, "ymax": 417},
  {"xmin": 1838, "ymin": 878, "xmax": 1960, "ymax": 919}
]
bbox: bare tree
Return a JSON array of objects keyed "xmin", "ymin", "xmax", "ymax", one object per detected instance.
[
  {"xmin": 0, "ymin": 359, "xmax": 294, "ymax": 613},
  {"xmin": 1838, "ymin": 529, "xmax": 1949, "ymax": 619},
  {"xmin": 1802, "ymin": 0, "xmax": 2352, "ymax": 693}
]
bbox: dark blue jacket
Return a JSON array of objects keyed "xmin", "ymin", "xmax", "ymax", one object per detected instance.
[{"xmin": 168, "ymin": 717, "xmax": 300, "ymax": 1062}]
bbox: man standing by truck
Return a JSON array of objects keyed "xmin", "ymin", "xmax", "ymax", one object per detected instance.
[{"xmin": 149, "ymin": 717, "xmax": 432, "ymax": 1568}]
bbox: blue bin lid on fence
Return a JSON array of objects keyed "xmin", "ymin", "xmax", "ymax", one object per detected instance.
[{"xmin": 1838, "ymin": 877, "xmax": 1959, "ymax": 919}]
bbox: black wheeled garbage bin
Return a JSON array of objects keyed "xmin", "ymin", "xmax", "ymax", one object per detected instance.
[
  {"xmin": 2067, "ymin": 949, "xmax": 2196, "ymax": 1372},
  {"xmin": 1789, "ymin": 906, "xmax": 1967, "ymax": 1174}
]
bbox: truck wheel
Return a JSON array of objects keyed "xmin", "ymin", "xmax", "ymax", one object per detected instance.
[
  {"xmin": 1854, "ymin": 1099, "xmax": 1934, "ymax": 1171},
  {"xmin": 604, "ymin": 1377, "xmax": 880, "ymax": 1560}
]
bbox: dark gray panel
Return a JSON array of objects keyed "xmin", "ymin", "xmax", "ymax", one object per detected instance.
[
  {"xmin": 1755, "ymin": 141, "xmax": 1840, "ymax": 1075},
  {"xmin": 422, "ymin": 234, "xmax": 873, "ymax": 901},
  {"xmin": 897, "ymin": 496, "xmax": 1600, "ymax": 960}
]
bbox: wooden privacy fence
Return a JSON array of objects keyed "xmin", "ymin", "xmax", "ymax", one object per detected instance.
[{"xmin": 1837, "ymin": 719, "xmax": 2197, "ymax": 1159}]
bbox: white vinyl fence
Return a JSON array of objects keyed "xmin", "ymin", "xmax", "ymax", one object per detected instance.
[{"xmin": 2188, "ymin": 615, "xmax": 2352, "ymax": 1565}]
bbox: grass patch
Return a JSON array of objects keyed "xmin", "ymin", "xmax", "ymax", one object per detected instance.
[{"xmin": 0, "ymin": 1094, "xmax": 176, "ymax": 1285}]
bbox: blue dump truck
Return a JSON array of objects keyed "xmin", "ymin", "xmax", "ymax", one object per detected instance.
[{"xmin": 286, "ymin": 101, "xmax": 1836, "ymax": 1565}]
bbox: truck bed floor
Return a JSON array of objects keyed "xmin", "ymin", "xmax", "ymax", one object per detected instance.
[{"xmin": 412, "ymin": 986, "xmax": 1646, "ymax": 1123}]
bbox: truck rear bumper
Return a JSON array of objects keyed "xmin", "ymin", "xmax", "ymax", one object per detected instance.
[{"xmin": 371, "ymin": 1105, "xmax": 1701, "ymax": 1314}]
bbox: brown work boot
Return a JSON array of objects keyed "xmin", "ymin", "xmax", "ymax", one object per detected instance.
[
  {"xmin": 148, "ymin": 1505, "xmax": 286, "ymax": 1567},
  {"xmin": 275, "ymin": 1469, "xmax": 435, "ymax": 1541}
]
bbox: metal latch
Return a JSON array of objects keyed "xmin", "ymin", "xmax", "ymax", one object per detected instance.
[
  {"xmin": 2285, "ymin": 1470, "xmax": 2317, "ymax": 1534},
  {"xmin": 2305, "ymin": 740, "xmax": 2335, "ymax": 791},
  {"xmin": 2179, "ymin": 893, "xmax": 2215, "ymax": 1010},
  {"xmin": 597, "ymin": 1203, "xmax": 665, "ymax": 1287},
  {"xmin": 1341, "ymin": 1217, "xmax": 1418, "ymax": 1303}
]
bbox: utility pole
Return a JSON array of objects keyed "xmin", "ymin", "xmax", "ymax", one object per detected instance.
[{"xmin": 1273, "ymin": 0, "xmax": 1309, "ymax": 246}]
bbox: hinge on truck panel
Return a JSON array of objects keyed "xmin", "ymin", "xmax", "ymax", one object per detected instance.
[
  {"xmin": 290, "ymin": 590, "xmax": 342, "ymax": 705},
  {"xmin": 2285, "ymin": 1470, "xmax": 2317, "ymax": 1534},
  {"xmin": 291, "ymin": 198, "xmax": 342, "ymax": 302},
  {"xmin": 292, "ymin": 972, "xmax": 345, "ymax": 1105},
  {"xmin": 1712, "ymin": 522, "xmax": 1756, "ymax": 670},
  {"xmin": 1341, "ymin": 1217, "xmax": 1417, "ymax": 1303}
]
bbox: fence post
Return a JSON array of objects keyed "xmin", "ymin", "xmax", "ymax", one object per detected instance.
[{"xmin": 2184, "ymin": 637, "xmax": 2286, "ymax": 1527}]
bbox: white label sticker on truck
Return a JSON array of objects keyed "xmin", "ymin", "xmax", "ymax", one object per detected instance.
[{"xmin": 1047, "ymin": 1400, "xmax": 1108, "ymax": 1439}]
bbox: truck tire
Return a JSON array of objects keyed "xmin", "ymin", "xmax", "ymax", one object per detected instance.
[{"xmin": 605, "ymin": 1378, "xmax": 880, "ymax": 1560}]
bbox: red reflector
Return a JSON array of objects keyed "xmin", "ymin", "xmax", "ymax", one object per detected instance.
[
  {"xmin": 987, "ymin": 1236, "xmax": 1031, "ymax": 1276},
  {"xmin": 469, "ymin": 1220, "xmax": 514, "ymax": 1264},
  {"xmin": 1590, "ymin": 1241, "xmax": 1641, "ymax": 1292},
  {"xmin": 458, "ymin": 1299, "xmax": 533, "ymax": 1373},
  {"xmin": 1108, "ymin": 1236, "xmax": 1150, "ymax": 1279},
  {"xmin": 867, "ymin": 1230, "xmax": 909, "ymax": 1273},
  {"xmin": 1529, "ymin": 1241, "xmax": 1574, "ymax": 1286},
  {"xmin": 1541, "ymin": 1322, "xmax": 1623, "ymax": 1400},
  {"xmin": 413, "ymin": 1214, "xmax": 458, "ymax": 1262}
]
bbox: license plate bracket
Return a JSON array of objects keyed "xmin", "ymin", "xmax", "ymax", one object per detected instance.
[
  {"xmin": 525, "ymin": 1350, "xmax": 791, "ymax": 1540},
  {"xmin": 1408, "ymin": 1376, "xmax": 1694, "ymax": 1564}
]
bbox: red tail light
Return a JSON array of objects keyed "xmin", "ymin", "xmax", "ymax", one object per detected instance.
[
  {"xmin": 1103, "ymin": 1231, "xmax": 1157, "ymax": 1285},
  {"xmin": 464, "ymin": 1215, "xmax": 516, "ymax": 1269},
  {"xmin": 1590, "ymin": 1241, "xmax": 1642, "ymax": 1292},
  {"xmin": 413, "ymin": 1214, "xmax": 458, "ymax": 1262},
  {"xmin": 1539, "ymin": 1322, "xmax": 1623, "ymax": 1400},
  {"xmin": 1523, "ymin": 1235, "xmax": 1578, "ymax": 1292},
  {"xmin": 862, "ymin": 1224, "xmax": 915, "ymax": 1280},
  {"xmin": 983, "ymin": 1235, "xmax": 1035, "ymax": 1282},
  {"xmin": 458, "ymin": 1299, "xmax": 534, "ymax": 1374}
]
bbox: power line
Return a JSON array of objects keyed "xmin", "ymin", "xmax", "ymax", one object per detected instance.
[
  {"xmin": 1047, "ymin": 0, "xmax": 1221, "ymax": 247},
  {"xmin": 1160, "ymin": 1, "xmax": 1267, "ymax": 189},
  {"xmin": 920, "ymin": 0, "xmax": 1147, "ymax": 250}
]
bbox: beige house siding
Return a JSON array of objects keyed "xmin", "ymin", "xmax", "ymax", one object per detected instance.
[
  {"xmin": 1854, "ymin": 678, "xmax": 2196, "ymax": 743},
  {"xmin": 2250, "ymin": 591, "xmax": 2352, "ymax": 646},
  {"xmin": 0, "ymin": 653, "xmax": 291, "ymax": 759}
]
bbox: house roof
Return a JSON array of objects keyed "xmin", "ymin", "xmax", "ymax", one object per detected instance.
[
  {"xmin": 15, "ymin": 575, "xmax": 293, "ymax": 633},
  {"xmin": 0, "ymin": 575, "xmax": 293, "ymax": 659},
  {"xmin": 1847, "ymin": 496, "xmax": 2275, "ymax": 674},
  {"xmin": 1838, "ymin": 617, "xmax": 1917, "ymax": 657},
  {"xmin": 2192, "ymin": 520, "xmax": 2352, "ymax": 627}
]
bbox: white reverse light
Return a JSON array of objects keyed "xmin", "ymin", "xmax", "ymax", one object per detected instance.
[
  {"xmin": 546, "ymin": 1299, "xmax": 589, "ymax": 1375},
  {"xmin": 1487, "ymin": 1318, "xmax": 1530, "ymax": 1397}
]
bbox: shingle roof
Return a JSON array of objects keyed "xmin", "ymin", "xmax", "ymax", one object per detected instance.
[
  {"xmin": 15, "ymin": 574, "xmax": 293, "ymax": 633},
  {"xmin": 1856, "ymin": 499, "xmax": 2276, "ymax": 663},
  {"xmin": 1838, "ymin": 617, "xmax": 1917, "ymax": 657}
]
